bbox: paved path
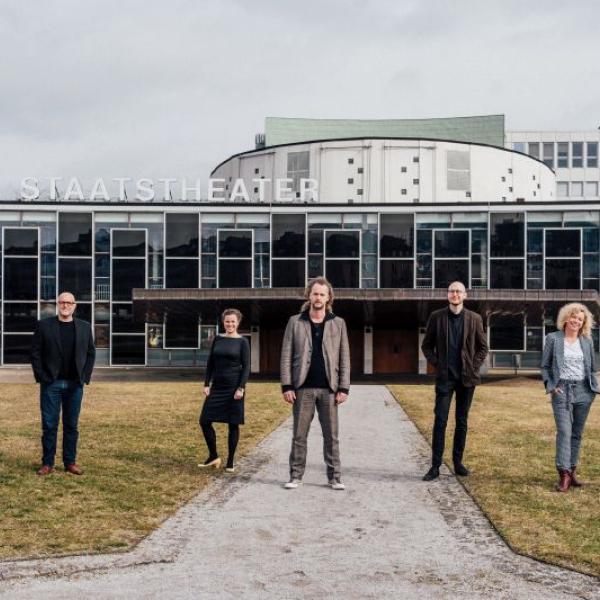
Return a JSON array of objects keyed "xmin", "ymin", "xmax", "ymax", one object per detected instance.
[{"xmin": 1, "ymin": 386, "xmax": 598, "ymax": 599}]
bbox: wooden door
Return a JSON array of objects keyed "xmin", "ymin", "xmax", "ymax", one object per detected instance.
[
  {"xmin": 260, "ymin": 328, "xmax": 284, "ymax": 374},
  {"xmin": 373, "ymin": 329, "xmax": 418, "ymax": 374}
]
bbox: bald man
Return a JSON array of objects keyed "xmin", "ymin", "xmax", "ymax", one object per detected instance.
[
  {"xmin": 31, "ymin": 292, "xmax": 95, "ymax": 476},
  {"xmin": 421, "ymin": 282, "xmax": 488, "ymax": 481}
]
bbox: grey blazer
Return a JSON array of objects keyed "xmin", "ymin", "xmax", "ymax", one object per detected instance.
[
  {"xmin": 280, "ymin": 312, "xmax": 350, "ymax": 394},
  {"xmin": 540, "ymin": 330, "xmax": 599, "ymax": 393}
]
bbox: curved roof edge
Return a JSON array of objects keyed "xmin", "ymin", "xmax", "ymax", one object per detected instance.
[{"xmin": 210, "ymin": 136, "xmax": 552, "ymax": 176}]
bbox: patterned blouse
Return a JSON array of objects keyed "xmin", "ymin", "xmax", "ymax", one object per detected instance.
[{"xmin": 559, "ymin": 338, "xmax": 585, "ymax": 381}]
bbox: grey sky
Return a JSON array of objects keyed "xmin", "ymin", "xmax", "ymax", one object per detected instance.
[{"xmin": 1, "ymin": 0, "xmax": 599, "ymax": 198}]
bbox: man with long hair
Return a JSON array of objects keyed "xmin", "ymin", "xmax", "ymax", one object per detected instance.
[{"xmin": 280, "ymin": 276, "xmax": 350, "ymax": 490}]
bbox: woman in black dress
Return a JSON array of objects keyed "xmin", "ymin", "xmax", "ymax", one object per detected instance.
[{"xmin": 199, "ymin": 308, "xmax": 250, "ymax": 472}]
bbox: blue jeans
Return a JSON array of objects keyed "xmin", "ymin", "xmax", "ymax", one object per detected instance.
[
  {"xmin": 551, "ymin": 380, "xmax": 595, "ymax": 470},
  {"xmin": 40, "ymin": 380, "xmax": 84, "ymax": 467}
]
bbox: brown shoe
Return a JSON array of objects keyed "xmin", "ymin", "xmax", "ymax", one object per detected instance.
[
  {"xmin": 555, "ymin": 468, "xmax": 571, "ymax": 492},
  {"xmin": 65, "ymin": 463, "xmax": 84, "ymax": 475},
  {"xmin": 36, "ymin": 465, "xmax": 54, "ymax": 476},
  {"xmin": 570, "ymin": 466, "xmax": 583, "ymax": 487}
]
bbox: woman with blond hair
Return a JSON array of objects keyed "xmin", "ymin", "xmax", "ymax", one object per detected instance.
[{"xmin": 541, "ymin": 303, "xmax": 598, "ymax": 492}]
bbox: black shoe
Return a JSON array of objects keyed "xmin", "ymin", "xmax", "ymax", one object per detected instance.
[
  {"xmin": 422, "ymin": 466, "xmax": 440, "ymax": 481},
  {"xmin": 454, "ymin": 463, "xmax": 470, "ymax": 477}
]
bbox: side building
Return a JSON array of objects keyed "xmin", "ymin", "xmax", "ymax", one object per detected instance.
[{"xmin": 1, "ymin": 115, "xmax": 598, "ymax": 373}]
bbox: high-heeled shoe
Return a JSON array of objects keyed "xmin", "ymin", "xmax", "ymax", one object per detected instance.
[
  {"xmin": 224, "ymin": 465, "xmax": 235, "ymax": 473},
  {"xmin": 198, "ymin": 457, "xmax": 222, "ymax": 469}
]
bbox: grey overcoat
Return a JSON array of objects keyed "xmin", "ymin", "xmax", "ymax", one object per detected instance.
[{"xmin": 280, "ymin": 311, "xmax": 350, "ymax": 394}]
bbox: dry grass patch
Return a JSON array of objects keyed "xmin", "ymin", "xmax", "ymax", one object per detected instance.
[
  {"xmin": 388, "ymin": 382, "xmax": 600, "ymax": 577},
  {"xmin": 0, "ymin": 381, "xmax": 287, "ymax": 560}
]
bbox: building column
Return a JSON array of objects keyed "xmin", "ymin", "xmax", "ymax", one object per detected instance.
[
  {"xmin": 251, "ymin": 326, "xmax": 260, "ymax": 373},
  {"xmin": 363, "ymin": 326, "xmax": 373, "ymax": 375},
  {"xmin": 418, "ymin": 328, "xmax": 427, "ymax": 375}
]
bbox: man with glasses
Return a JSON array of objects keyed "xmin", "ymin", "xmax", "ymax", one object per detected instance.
[
  {"xmin": 31, "ymin": 291, "xmax": 95, "ymax": 476},
  {"xmin": 421, "ymin": 281, "xmax": 488, "ymax": 481}
]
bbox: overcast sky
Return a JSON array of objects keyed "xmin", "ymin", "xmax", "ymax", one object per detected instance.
[{"xmin": 1, "ymin": 0, "xmax": 599, "ymax": 198}]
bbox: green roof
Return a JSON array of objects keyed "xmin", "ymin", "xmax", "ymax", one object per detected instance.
[{"xmin": 264, "ymin": 115, "xmax": 505, "ymax": 147}]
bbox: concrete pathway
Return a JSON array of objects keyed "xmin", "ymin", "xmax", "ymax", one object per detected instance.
[{"xmin": 1, "ymin": 385, "xmax": 598, "ymax": 599}]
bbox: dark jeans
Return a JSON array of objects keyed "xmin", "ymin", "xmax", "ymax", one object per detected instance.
[
  {"xmin": 431, "ymin": 379, "xmax": 475, "ymax": 468},
  {"xmin": 40, "ymin": 379, "xmax": 84, "ymax": 467}
]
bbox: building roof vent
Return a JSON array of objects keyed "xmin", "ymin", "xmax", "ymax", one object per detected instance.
[{"xmin": 255, "ymin": 133, "xmax": 266, "ymax": 149}]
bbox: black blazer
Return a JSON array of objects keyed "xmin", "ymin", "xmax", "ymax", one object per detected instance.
[
  {"xmin": 421, "ymin": 307, "xmax": 488, "ymax": 387},
  {"xmin": 30, "ymin": 317, "xmax": 96, "ymax": 385}
]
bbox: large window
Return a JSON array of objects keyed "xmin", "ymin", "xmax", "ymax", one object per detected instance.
[
  {"xmin": 433, "ymin": 230, "xmax": 469, "ymax": 288},
  {"xmin": 112, "ymin": 229, "xmax": 146, "ymax": 257},
  {"xmin": 380, "ymin": 261, "xmax": 413, "ymax": 287},
  {"xmin": 3, "ymin": 334, "xmax": 34, "ymax": 364},
  {"xmin": 490, "ymin": 213, "xmax": 524, "ymax": 289},
  {"xmin": 545, "ymin": 260, "xmax": 580, "ymax": 289},
  {"xmin": 490, "ymin": 213, "xmax": 524, "ymax": 257},
  {"xmin": 490, "ymin": 260, "xmax": 524, "ymax": 288},
  {"xmin": 272, "ymin": 261, "xmax": 306, "ymax": 287},
  {"xmin": 544, "ymin": 229, "xmax": 581, "ymax": 289},
  {"xmin": 4, "ymin": 229, "xmax": 38, "ymax": 255},
  {"xmin": 165, "ymin": 213, "xmax": 199, "ymax": 289},
  {"xmin": 58, "ymin": 258, "xmax": 92, "ymax": 301},
  {"xmin": 166, "ymin": 213, "xmax": 198, "ymax": 257},
  {"xmin": 112, "ymin": 303, "xmax": 144, "ymax": 333},
  {"xmin": 380, "ymin": 214, "xmax": 413, "ymax": 257},
  {"xmin": 4, "ymin": 257, "xmax": 38, "ymax": 300},
  {"xmin": 3, "ymin": 303, "xmax": 38, "ymax": 332},
  {"xmin": 489, "ymin": 314, "xmax": 524, "ymax": 350},
  {"xmin": 2, "ymin": 227, "xmax": 39, "ymax": 363},
  {"xmin": 324, "ymin": 230, "xmax": 360, "ymax": 288},
  {"xmin": 218, "ymin": 230, "xmax": 252, "ymax": 288},
  {"xmin": 112, "ymin": 259, "xmax": 146, "ymax": 301},
  {"xmin": 272, "ymin": 214, "xmax": 306, "ymax": 287},
  {"xmin": 272, "ymin": 214, "xmax": 306, "ymax": 258},
  {"xmin": 166, "ymin": 259, "xmax": 199, "ymax": 288},
  {"xmin": 59, "ymin": 213, "xmax": 92, "ymax": 256},
  {"xmin": 111, "ymin": 229, "xmax": 146, "ymax": 301}
]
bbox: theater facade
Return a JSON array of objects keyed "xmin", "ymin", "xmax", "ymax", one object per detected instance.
[{"xmin": 2, "ymin": 115, "xmax": 600, "ymax": 373}]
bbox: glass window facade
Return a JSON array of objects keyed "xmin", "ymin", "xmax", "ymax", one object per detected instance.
[{"xmin": 1, "ymin": 207, "xmax": 599, "ymax": 366}]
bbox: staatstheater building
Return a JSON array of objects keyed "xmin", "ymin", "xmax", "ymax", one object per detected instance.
[{"xmin": 2, "ymin": 114, "xmax": 600, "ymax": 373}]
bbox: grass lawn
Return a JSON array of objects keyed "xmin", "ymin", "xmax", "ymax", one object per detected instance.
[
  {"xmin": 0, "ymin": 381, "xmax": 287, "ymax": 560},
  {"xmin": 389, "ymin": 380, "xmax": 600, "ymax": 577}
]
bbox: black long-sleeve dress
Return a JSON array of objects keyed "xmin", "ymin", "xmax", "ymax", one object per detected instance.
[{"xmin": 201, "ymin": 335, "xmax": 250, "ymax": 425}]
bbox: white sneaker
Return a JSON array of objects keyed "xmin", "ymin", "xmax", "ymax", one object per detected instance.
[
  {"xmin": 329, "ymin": 479, "xmax": 346, "ymax": 490},
  {"xmin": 284, "ymin": 478, "xmax": 302, "ymax": 489}
]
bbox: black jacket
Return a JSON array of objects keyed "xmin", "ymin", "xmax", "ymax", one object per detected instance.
[
  {"xmin": 421, "ymin": 307, "xmax": 488, "ymax": 387},
  {"xmin": 30, "ymin": 317, "xmax": 96, "ymax": 385}
]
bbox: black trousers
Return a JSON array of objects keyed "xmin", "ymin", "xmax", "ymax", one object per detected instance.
[{"xmin": 431, "ymin": 379, "xmax": 475, "ymax": 468}]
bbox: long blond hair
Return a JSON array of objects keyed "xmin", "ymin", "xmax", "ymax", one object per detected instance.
[
  {"xmin": 300, "ymin": 276, "xmax": 334, "ymax": 313},
  {"xmin": 556, "ymin": 303, "xmax": 595, "ymax": 337}
]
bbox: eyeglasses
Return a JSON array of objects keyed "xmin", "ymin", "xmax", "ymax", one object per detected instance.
[
  {"xmin": 57, "ymin": 301, "xmax": 76, "ymax": 306},
  {"xmin": 447, "ymin": 289, "xmax": 465, "ymax": 294}
]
